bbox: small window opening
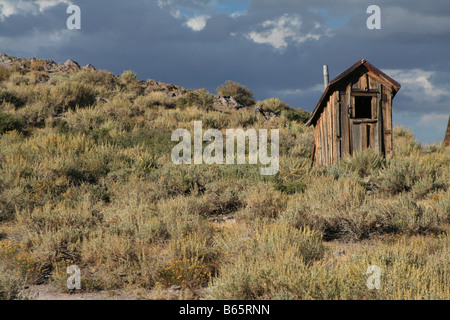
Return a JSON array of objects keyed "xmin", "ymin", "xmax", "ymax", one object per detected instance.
[{"xmin": 354, "ymin": 96, "xmax": 372, "ymax": 119}]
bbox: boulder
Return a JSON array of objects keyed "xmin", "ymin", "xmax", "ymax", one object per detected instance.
[
  {"xmin": 213, "ymin": 95, "xmax": 244, "ymax": 112},
  {"xmin": 167, "ymin": 89, "xmax": 187, "ymax": 98},
  {"xmin": 0, "ymin": 53, "xmax": 12, "ymax": 64},
  {"xmin": 82, "ymin": 63, "xmax": 96, "ymax": 71},
  {"xmin": 64, "ymin": 59, "xmax": 81, "ymax": 71},
  {"xmin": 254, "ymin": 106, "xmax": 278, "ymax": 120},
  {"xmin": 42, "ymin": 60, "xmax": 60, "ymax": 72}
]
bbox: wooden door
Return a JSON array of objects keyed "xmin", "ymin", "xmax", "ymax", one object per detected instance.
[{"xmin": 349, "ymin": 94, "xmax": 380, "ymax": 154}]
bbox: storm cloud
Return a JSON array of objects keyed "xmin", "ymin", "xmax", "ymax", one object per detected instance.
[{"xmin": 1, "ymin": 0, "xmax": 449, "ymax": 143}]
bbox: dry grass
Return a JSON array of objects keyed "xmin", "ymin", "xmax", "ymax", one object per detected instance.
[{"xmin": 0, "ymin": 58, "xmax": 448, "ymax": 300}]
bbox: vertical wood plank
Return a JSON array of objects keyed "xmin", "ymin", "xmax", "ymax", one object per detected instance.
[
  {"xmin": 377, "ymin": 83, "xmax": 383, "ymax": 155},
  {"xmin": 328, "ymin": 101, "xmax": 333, "ymax": 165},
  {"xmin": 319, "ymin": 117, "xmax": 324, "ymax": 166},
  {"xmin": 369, "ymin": 75, "xmax": 377, "ymax": 90},
  {"xmin": 374, "ymin": 122, "xmax": 379, "ymax": 152},
  {"xmin": 361, "ymin": 123, "xmax": 367, "ymax": 151},
  {"xmin": 360, "ymin": 73, "xmax": 368, "ymax": 91},
  {"xmin": 324, "ymin": 104, "xmax": 329, "ymax": 166},
  {"xmin": 331, "ymin": 96, "xmax": 335, "ymax": 164},
  {"xmin": 371, "ymin": 95, "xmax": 377, "ymax": 119},
  {"xmin": 382, "ymin": 86, "xmax": 393, "ymax": 156},
  {"xmin": 352, "ymin": 124, "xmax": 361, "ymax": 152},
  {"xmin": 334, "ymin": 92, "xmax": 341, "ymax": 163},
  {"xmin": 347, "ymin": 84, "xmax": 353, "ymax": 155},
  {"xmin": 369, "ymin": 123, "xmax": 375, "ymax": 151},
  {"xmin": 388, "ymin": 92, "xmax": 393, "ymax": 156},
  {"xmin": 314, "ymin": 125, "xmax": 320, "ymax": 167}
]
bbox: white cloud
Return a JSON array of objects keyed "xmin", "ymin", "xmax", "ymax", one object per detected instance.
[
  {"xmin": 418, "ymin": 112, "xmax": 448, "ymax": 126},
  {"xmin": 0, "ymin": 0, "xmax": 71, "ymax": 20},
  {"xmin": 157, "ymin": 1, "xmax": 210, "ymax": 31},
  {"xmin": 0, "ymin": 28, "xmax": 74, "ymax": 52},
  {"xmin": 245, "ymin": 14, "xmax": 326, "ymax": 50},
  {"xmin": 273, "ymin": 83, "xmax": 324, "ymax": 97},
  {"xmin": 185, "ymin": 15, "xmax": 209, "ymax": 31},
  {"xmin": 35, "ymin": 0, "xmax": 71, "ymax": 11},
  {"xmin": 384, "ymin": 69, "xmax": 450, "ymax": 99},
  {"xmin": 231, "ymin": 11, "xmax": 244, "ymax": 19}
]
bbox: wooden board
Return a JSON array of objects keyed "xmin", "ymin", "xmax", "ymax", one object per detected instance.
[
  {"xmin": 361, "ymin": 123, "xmax": 367, "ymax": 151},
  {"xmin": 377, "ymin": 83, "xmax": 383, "ymax": 155},
  {"xmin": 352, "ymin": 123, "xmax": 361, "ymax": 152}
]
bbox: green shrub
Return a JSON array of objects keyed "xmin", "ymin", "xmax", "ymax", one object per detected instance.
[
  {"xmin": 393, "ymin": 126, "xmax": 420, "ymax": 156},
  {"xmin": 207, "ymin": 223, "xmax": 325, "ymax": 299},
  {"xmin": 176, "ymin": 89, "xmax": 214, "ymax": 110},
  {"xmin": 0, "ymin": 89, "xmax": 25, "ymax": 109},
  {"xmin": 242, "ymin": 184, "xmax": 287, "ymax": 221},
  {"xmin": 51, "ymin": 81, "xmax": 96, "ymax": 113},
  {"xmin": 0, "ymin": 65, "xmax": 11, "ymax": 81},
  {"xmin": 71, "ymin": 69, "xmax": 117, "ymax": 91},
  {"xmin": 378, "ymin": 157, "xmax": 446, "ymax": 196},
  {"xmin": 216, "ymin": 80, "xmax": 256, "ymax": 107},
  {"xmin": 0, "ymin": 112, "xmax": 24, "ymax": 134},
  {"xmin": 0, "ymin": 266, "xmax": 27, "ymax": 300},
  {"xmin": 121, "ymin": 70, "xmax": 138, "ymax": 82},
  {"xmin": 275, "ymin": 181, "xmax": 306, "ymax": 195},
  {"xmin": 257, "ymin": 98, "xmax": 290, "ymax": 115},
  {"xmin": 281, "ymin": 108, "xmax": 310, "ymax": 123},
  {"xmin": 339, "ymin": 150, "xmax": 385, "ymax": 178}
]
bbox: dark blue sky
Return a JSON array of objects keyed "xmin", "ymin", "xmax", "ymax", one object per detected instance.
[{"xmin": 1, "ymin": 0, "xmax": 449, "ymax": 143}]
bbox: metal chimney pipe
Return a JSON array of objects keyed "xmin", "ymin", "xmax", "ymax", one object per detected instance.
[{"xmin": 323, "ymin": 65, "xmax": 329, "ymax": 89}]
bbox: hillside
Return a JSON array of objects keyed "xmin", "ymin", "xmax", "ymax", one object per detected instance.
[{"xmin": 0, "ymin": 54, "xmax": 448, "ymax": 300}]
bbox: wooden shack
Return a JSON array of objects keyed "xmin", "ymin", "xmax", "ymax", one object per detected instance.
[
  {"xmin": 445, "ymin": 116, "xmax": 450, "ymax": 147},
  {"xmin": 306, "ymin": 59, "xmax": 401, "ymax": 166}
]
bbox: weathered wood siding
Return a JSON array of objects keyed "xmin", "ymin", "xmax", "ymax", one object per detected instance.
[
  {"xmin": 313, "ymin": 67, "xmax": 394, "ymax": 166},
  {"xmin": 444, "ymin": 117, "xmax": 450, "ymax": 147}
]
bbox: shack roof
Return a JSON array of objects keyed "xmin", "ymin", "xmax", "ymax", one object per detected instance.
[{"xmin": 306, "ymin": 59, "xmax": 401, "ymax": 126}]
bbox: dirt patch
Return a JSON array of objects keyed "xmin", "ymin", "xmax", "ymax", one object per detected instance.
[{"xmin": 25, "ymin": 284, "xmax": 139, "ymax": 300}]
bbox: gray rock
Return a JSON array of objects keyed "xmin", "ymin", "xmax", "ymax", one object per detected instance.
[
  {"xmin": 218, "ymin": 95, "xmax": 244, "ymax": 109},
  {"xmin": 83, "ymin": 64, "xmax": 96, "ymax": 71},
  {"xmin": 96, "ymin": 97, "xmax": 109, "ymax": 103},
  {"xmin": 0, "ymin": 53, "xmax": 12, "ymax": 64},
  {"xmin": 254, "ymin": 106, "xmax": 278, "ymax": 120},
  {"xmin": 170, "ymin": 285, "xmax": 181, "ymax": 291},
  {"xmin": 64, "ymin": 59, "xmax": 81, "ymax": 71},
  {"xmin": 167, "ymin": 89, "xmax": 187, "ymax": 98},
  {"xmin": 333, "ymin": 250, "xmax": 346, "ymax": 257}
]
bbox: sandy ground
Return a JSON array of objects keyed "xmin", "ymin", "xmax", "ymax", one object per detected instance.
[{"xmin": 26, "ymin": 284, "xmax": 139, "ymax": 300}]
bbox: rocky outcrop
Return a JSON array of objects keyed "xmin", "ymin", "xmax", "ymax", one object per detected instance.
[
  {"xmin": 218, "ymin": 95, "xmax": 244, "ymax": 109},
  {"xmin": 83, "ymin": 64, "xmax": 96, "ymax": 71},
  {"xmin": 0, "ymin": 52, "xmax": 281, "ymax": 120},
  {"xmin": 166, "ymin": 88, "xmax": 187, "ymax": 98},
  {"xmin": 254, "ymin": 106, "xmax": 278, "ymax": 120},
  {"xmin": 64, "ymin": 59, "xmax": 81, "ymax": 72},
  {"xmin": 0, "ymin": 53, "xmax": 94, "ymax": 74},
  {"xmin": 0, "ymin": 53, "xmax": 12, "ymax": 64},
  {"xmin": 212, "ymin": 95, "xmax": 245, "ymax": 112}
]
